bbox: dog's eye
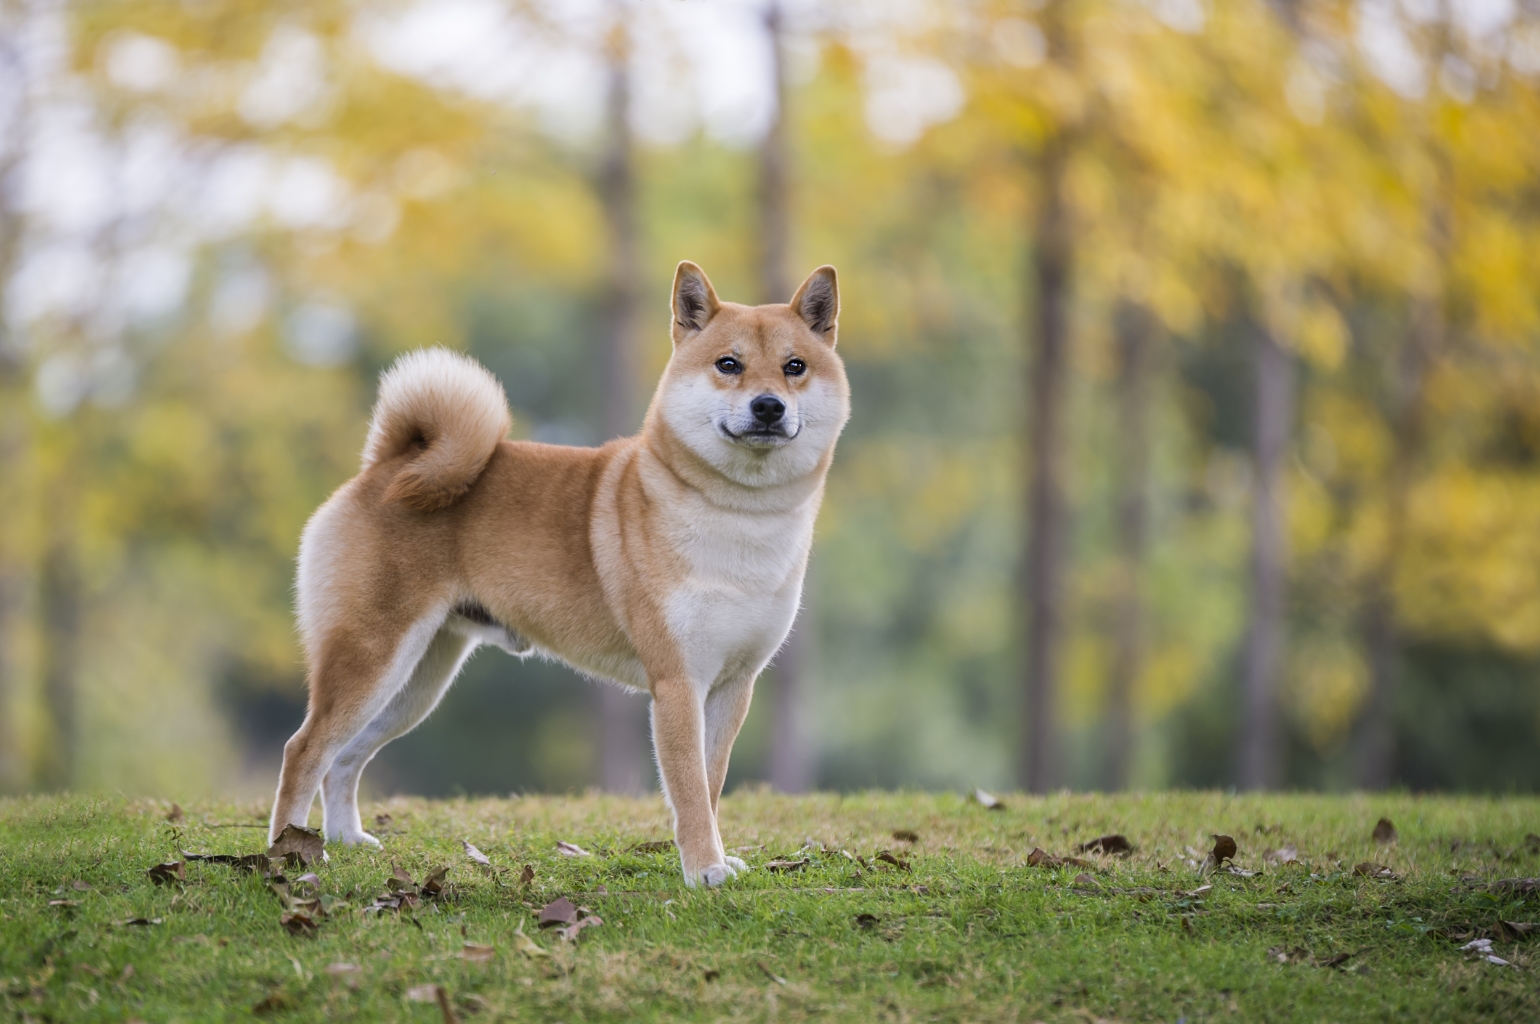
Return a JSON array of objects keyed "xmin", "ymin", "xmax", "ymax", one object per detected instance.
[
  {"xmin": 783, "ymin": 358, "xmax": 806, "ymax": 377},
  {"xmin": 715, "ymin": 356, "xmax": 743, "ymax": 375}
]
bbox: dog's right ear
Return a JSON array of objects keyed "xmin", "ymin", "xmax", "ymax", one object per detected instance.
[{"xmin": 670, "ymin": 261, "xmax": 721, "ymax": 346}]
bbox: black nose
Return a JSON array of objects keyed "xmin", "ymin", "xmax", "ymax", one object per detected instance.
[{"xmin": 750, "ymin": 394, "xmax": 785, "ymax": 426}]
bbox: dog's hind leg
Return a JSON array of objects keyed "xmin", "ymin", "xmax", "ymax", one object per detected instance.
[
  {"xmin": 268, "ymin": 611, "xmax": 444, "ymax": 846},
  {"xmin": 319, "ymin": 625, "xmax": 477, "ymax": 844}
]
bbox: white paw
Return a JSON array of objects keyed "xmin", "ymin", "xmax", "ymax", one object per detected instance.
[
  {"xmin": 723, "ymin": 855, "xmax": 749, "ymax": 873},
  {"xmin": 696, "ymin": 861, "xmax": 739, "ymax": 888},
  {"xmin": 332, "ymin": 830, "xmax": 380, "ymax": 847}
]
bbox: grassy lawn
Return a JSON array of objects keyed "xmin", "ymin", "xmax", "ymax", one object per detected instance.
[{"xmin": 2, "ymin": 790, "xmax": 1537, "ymax": 1022}]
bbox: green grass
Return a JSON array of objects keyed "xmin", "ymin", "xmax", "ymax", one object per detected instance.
[{"xmin": 2, "ymin": 790, "xmax": 1538, "ymax": 1022}]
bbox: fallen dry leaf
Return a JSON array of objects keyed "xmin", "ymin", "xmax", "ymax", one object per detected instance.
[
  {"xmin": 405, "ymin": 984, "xmax": 441, "ymax": 1003},
  {"xmin": 1372, "ymin": 818, "xmax": 1398, "ymax": 844},
  {"xmin": 146, "ymin": 861, "xmax": 185, "ymax": 886},
  {"xmin": 1496, "ymin": 920, "xmax": 1537, "ymax": 941},
  {"xmin": 511, "ymin": 921, "xmax": 550, "ymax": 959},
  {"xmin": 374, "ymin": 813, "xmax": 393, "ymax": 830},
  {"xmin": 1266, "ymin": 844, "xmax": 1300, "ymax": 865},
  {"xmin": 391, "ymin": 863, "xmax": 415, "ymax": 885},
  {"xmin": 461, "ymin": 943, "xmax": 496, "ymax": 963},
  {"xmin": 972, "ymin": 788, "xmax": 1004, "ymax": 810},
  {"xmin": 1187, "ymin": 885, "xmax": 1213, "ymax": 897},
  {"xmin": 555, "ymin": 841, "xmax": 591, "ymax": 858},
  {"xmin": 1199, "ymin": 835, "xmax": 1237, "ymax": 876},
  {"xmin": 1026, "ymin": 848, "xmax": 1092, "ymax": 870},
  {"xmin": 1353, "ymin": 862, "xmax": 1397, "ymax": 879},
  {"xmin": 461, "ymin": 840, "xmax": 491, "ymax": 866},
  {"xmin": 703, "ymin": 969, "xmax": 720, "ymax": 982},
  {"xmin": 280, "ymin": 912, "xmax": 318, "ymax": 938},
  {"xmin": 557, "ymin": 915, "xmax": 602, "ymax": 942},
  {"xmin": 1077, "ymin": 834, "xmax": 1133, "ymax": 856},
  {"xmin": 119, "ymin": 917, "xmax": 163, "ymax": 927},
  {"xmin": 183, "ymin": 851, "xmax": 271, "ymax": 875},
  {"xmin": 294, "ymin": 872, "xmax": 321, "ymax": 887},
  {"xmin": 166, "ymin": 804, "xmax": 184, "ymax": 824},
  {"xmin": 1488, "ymin": 877, "xmax": 1539, "ymax": 894},
  {"xmin": 251, "ymin": 993, "xmax": 291, "ymax": 1015},
  {"xmin": 1524, "ymin": 833, "xmax": 1540, "ymax": 853},
  {"xmin": 875, "ymin": 851, "xmax": 911, "ymax": 871},
  {"xmin": 267, "ymin": 825, "xmax": 325, "ymax": 867},
  {"xmin": 765, "ymin": 858, "xmax": 810, "ymax": 873},
  {"xmin": 1073, "ymin": 872, "xmax": 1097, "ymax": 887},
  {"xmin": 628, "ymin": 840, "xmax": 675, "ymax": 854},
  {"xmin": 420, "ymin": 866, "xmax": 450, "ymax": 898},
  {"xmin": 518, "ymin": 864, "xmax": 535, "ymax": 886},
  {"xmin": 48, "ymin": 899, "xmax": 79, "ymax": 908},
  {"xmin": 538, "ymin": 897, "xmax": 578, "ymax": 928},
  {"xmin": 892, "ymin": 829, "xmax": 920, "ymax": 843},
  {"xmin": 70, "ymin": 880, "xmax": 91, "ymax": 891},
  {"xmin": 854, "ymin": 913, "xmax": 879, "ymax": 929}
]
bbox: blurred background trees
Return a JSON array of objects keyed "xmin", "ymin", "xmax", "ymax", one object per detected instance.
[{"xmin": 2, "ymin": 0, "xmax": 1538, "ymax": 800}]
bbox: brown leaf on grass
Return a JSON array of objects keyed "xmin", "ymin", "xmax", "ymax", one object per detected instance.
[
  {"xmin": 374, "ymin": 813, "xmax": 393, "ymax": 830},
  {"xmin": 1073, "ymin": 872, "xmax": 1097, "ymax": 887},
  {"xmin": 854, "ymin": 913, "xmax": 880, "ymax": 929},
  {"xmin": 538, "ymin": 896, "xmax": 578, "ymax": 928},
  {"xmin": 765, "ymin": 858, "xmax": 810, "ymax": 873},
  {"xmin": 892, "ymin": 829, "xmax": 920, "ymax": 843},
  {"xmin": 556, "ymin": 915, "xmax": 602, "ymax": 942},
  {"xmin": 294, "ymin": 872, "xmax": 321, "ymax": 887},
  {"xmin": 166, "ymin": 804, "xmax": 184, "ymax": 823},
  {"xmin": 518, "ymin": 864, "xmax": 535, "ymax": 886},
  {"xmin": 1372, "ymin": 818, "xmax": 1398, "ymax": 844},
  {"xmin": 70, "ymin": 879, "xmax": 91, "ymax": 891},
  {"xmin": 1497, "ymin": 920, "xmax": 1538, "ymax": 941},
  {"xmin": 391, "ymin": 863, "xmax": 415, "ymax": 886},
  {"xmin": 147, "ymin": 861, "xmax": 185, "ymax": 886},
  {"xmin": 461, "ymin": 840, "xmax": 491, "ymax": 866},
  {"xmin": 183, "ymin": 851, "xmax": 271, "ymax": 874},
  {"xmin": 1187, "ymin": 885, "xmax": 1213, "ymax": 897},
  {"xmin": 1315, "ymin": 951, "xmax": 1354, "ymax": 969},
  {"xmin": 703, "ymin": 969, "xmax": 720, "ymax": 982},
  {"xmin": 280, "ymin": 912, "xmax": 318, "ymax": 938},
  {"xmin": 511, "ymin": 921, "xmax": 549, "ymax": 959},
  {"xmin": 1025, "ymin": 848, "xmax": 1093, "ymax": 870},
  {"xmin": 1199, "ymin": 835, "xmax": 1237, "ymax": 876},
  {"xmin": 875, "ymin": 851, "xmax": 911, "ymax": 871},
  {"xmin": 1265, "ymin": 844, "xmax": 1300, "ymax": 866},
  {"xmin": 1353, "ymin": 862, "xmax": 1397, "ymax": 879},
  {"xmin": 460, "ymin": 943, "xmax": 496, "ymax": 963},
  {"xmin": 555, "ymin": 841, "xmax": 591, "ymax": 858},
  {"xmin": 251, "ymin": 992, "xmax": 292, "ymax": 1015},
  {"xmin": 1077, "ymin": 834, "xmax": 1133, "ymax": 856},
  {"xmin": 972, "ymin": 788, "xmax": 1004, "ymax": 810},
  {"xmin": 119, "ymin": 917, "xmax": 162, "ymax": 927},
  {"xmin": 48, "ymin": 899, "xmax": 79, "ymax": 908},
  {"xmin": 628, "ymin": 840, "xmax": 676, "ymax": 854},
  {"xmin": 420, "ymin": 866, "xmax": 450, "ymax": 898},
  {"xmin": 1524, "ymin": 833, "xmax": 1540, "ymax": 853},
  {"xmin": 1487, "ymin": 877, "xmax": 1539, "ymax": 894},
  {"xmin": 267, "ymin": 825, "xmax": 325, "ymax": 867}
]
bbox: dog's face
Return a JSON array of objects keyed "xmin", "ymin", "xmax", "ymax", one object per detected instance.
[{"xmin": 657, "ymin": 262, "xmax": 851, "ymax": 488}]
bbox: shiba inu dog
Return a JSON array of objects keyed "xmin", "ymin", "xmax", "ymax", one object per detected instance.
[{"xmin": 268, "ymin": 262, "xmax": 850, "ymax": 887}]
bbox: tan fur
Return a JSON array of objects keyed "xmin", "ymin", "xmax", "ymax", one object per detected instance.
[{"xmin": 270, "ymin": 262, "xmax": 850, "ymax": 887}]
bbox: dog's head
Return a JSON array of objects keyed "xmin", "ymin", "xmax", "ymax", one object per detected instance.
[{"xmin": 655, "ymin": 261, "xmax": 851, "ymax": 488}]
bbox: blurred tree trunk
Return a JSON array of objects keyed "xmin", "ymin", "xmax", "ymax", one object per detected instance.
[
  {"xmin": 595, "ymin": 4, "xmax": 649, "ymax": 795},
  {"xmin": 37, "ymin": 537, "xmax": 79, "ymax": 790},
  {"xmin": 759, "ymin": 1, "xmax": 814, "ymax": 794},
  {"xmin": 1103, "ymin": 300, "xmax": 1155, "ymax": 790},
  {"xmin": 1357, "ymin": 250, "xmax": 1444, "ymax": 789},
  {"xmin": 1238, "ymin": 321, "xmax": 1294, "ymax": 790},
  {"xmin": 1018, "ymin": 37, "xmax": 1074, "ymax": 794}
]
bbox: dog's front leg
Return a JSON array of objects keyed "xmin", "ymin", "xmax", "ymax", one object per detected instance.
[{"xmin": 650, "ymin": 676, "xmax": 732, "ymax": 887}]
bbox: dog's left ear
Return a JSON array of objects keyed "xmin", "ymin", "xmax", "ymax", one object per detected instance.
[
  {"xmin": 790, "ymin": 265, "xmax": 839, "ymax": 345},
  {"xmin": 671, "ymin": 261, "xmax": 721, "ymax": 346}
]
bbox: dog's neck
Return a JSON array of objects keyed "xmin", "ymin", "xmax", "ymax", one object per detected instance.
[{"xmin": 638, "ymin": 408, "xmax": 832, "ymax": 518}]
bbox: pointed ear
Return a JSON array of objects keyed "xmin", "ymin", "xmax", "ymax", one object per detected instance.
[
  {"xmin": 670, "ymin": 261, "xmax": 721, "ymax": 345},
  {"xmin": 790, "ymin": 265, "xmax": 839, "ymax": 343}
]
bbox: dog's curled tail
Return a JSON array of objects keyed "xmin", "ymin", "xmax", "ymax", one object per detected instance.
[{"xmin": 362, "ymin": 348, "xmax": 511, "ymax": 511}]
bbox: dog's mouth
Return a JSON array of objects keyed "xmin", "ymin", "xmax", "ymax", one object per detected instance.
[{"xmin": 719, "ymin": 421, "xmax": 798, "ymax": 447}]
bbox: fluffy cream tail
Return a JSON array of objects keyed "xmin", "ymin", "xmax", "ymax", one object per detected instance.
[{"xmin": 362, "ymin": 348, "xmax": 511, "ymax": 511}]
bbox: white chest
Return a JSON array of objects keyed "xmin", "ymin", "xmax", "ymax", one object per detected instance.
[{"xmin": 662, "ymin": 498, "xmax": 813, "ymax": 690}]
